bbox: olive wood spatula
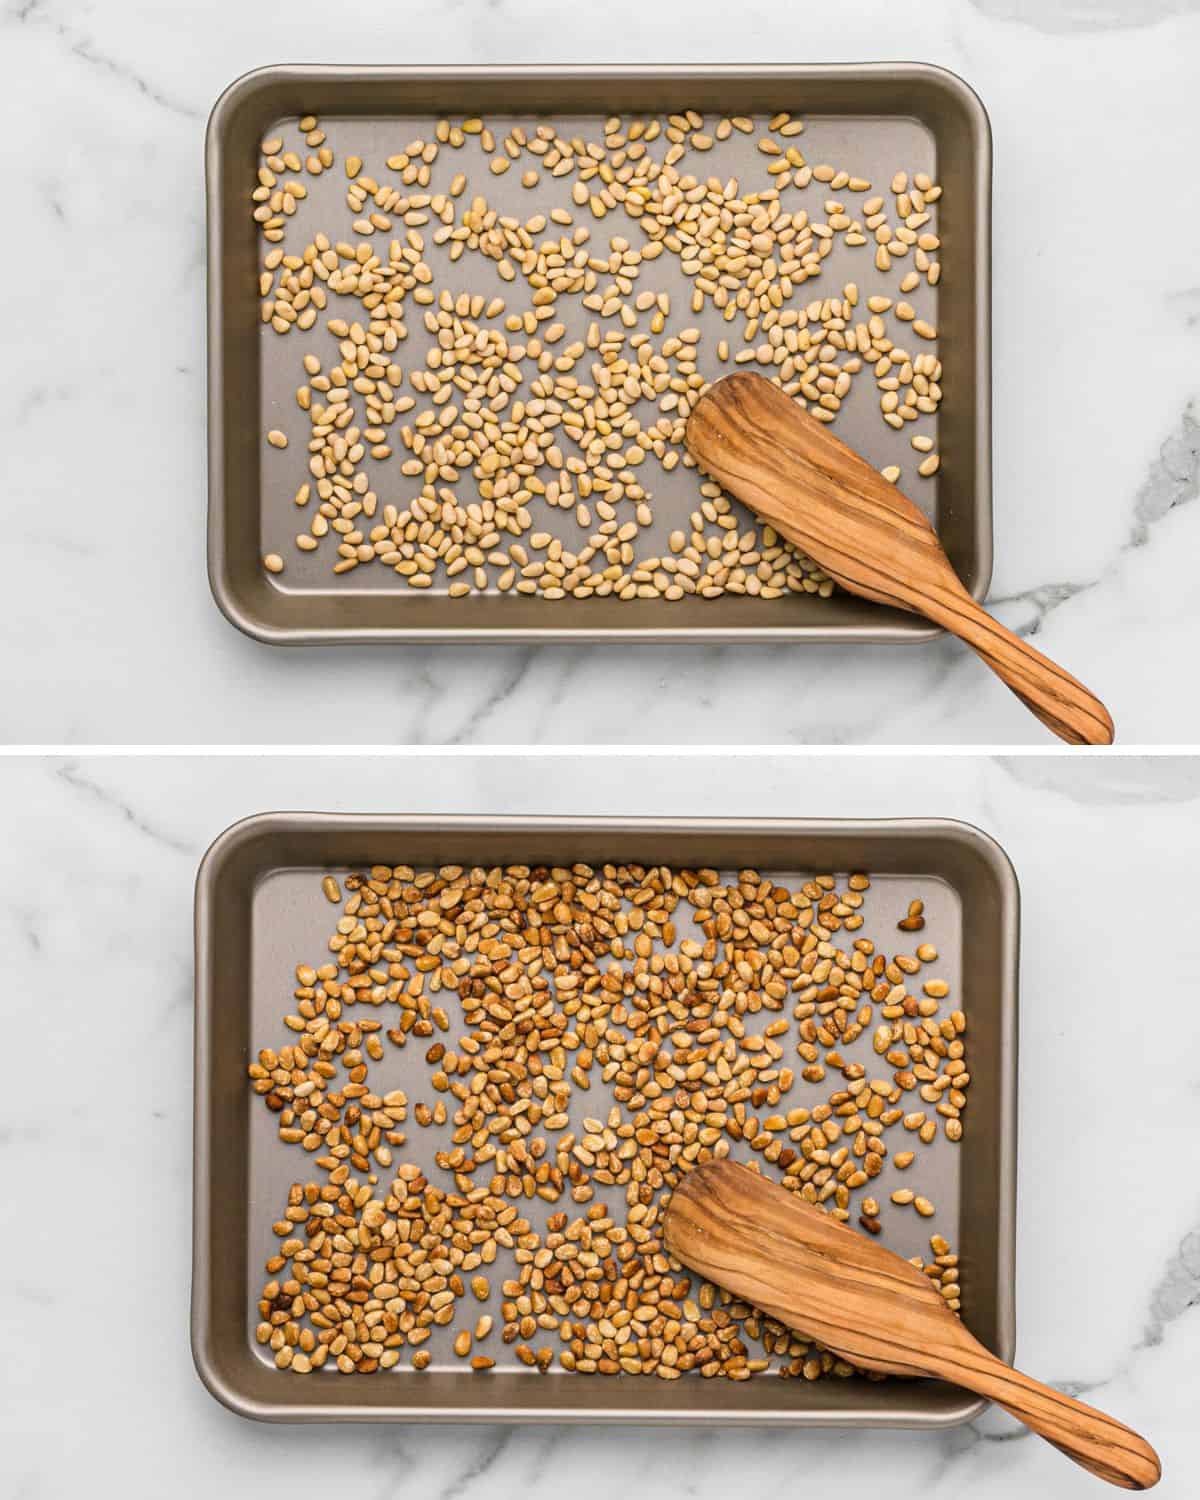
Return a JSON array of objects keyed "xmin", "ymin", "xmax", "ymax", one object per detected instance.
[
  {"xmin": 663, "ymin": 1161, "xmax": 1160, "ymax": 1490},
  {"xmin": 685, "ymin": 371, "xmax": 1113, "ymax": 746}
]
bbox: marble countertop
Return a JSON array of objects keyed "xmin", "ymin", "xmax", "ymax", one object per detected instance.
[
  {"xmin": 2, "ymin": 750, "xmax": 1198, "ymax": 1496},
  {"xmin": 3, "ymin": 0, "xmax": 1199, "ymax": 744}
]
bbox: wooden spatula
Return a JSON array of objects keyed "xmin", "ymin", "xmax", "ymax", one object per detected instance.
[
  {"xmin": 685, "ymin": 372, "xmax": 1113, "ymax": 746},
  {"xmin": 664, "ymin": 1161, "xmax": 1159, "ymax": 1490}
]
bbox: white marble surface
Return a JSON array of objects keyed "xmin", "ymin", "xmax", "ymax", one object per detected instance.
[
  {"xmin": 2, "ymin": 750, "xmax": 1198, "ymax": 1496},
  {"xmin": 2, "ymin": 0, "xmax": 1199, "ymax": 744}
]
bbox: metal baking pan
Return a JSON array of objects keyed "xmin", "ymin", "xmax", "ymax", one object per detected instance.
[
  {"xmin": 207, "ymin": 65, "xmax": 991, "ymax": 644},
  {"xmin": 193, "ymin": 814, "xmax": 1017, "ymax": 1423}
]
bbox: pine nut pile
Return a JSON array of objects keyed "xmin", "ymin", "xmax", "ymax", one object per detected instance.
[
  {"xmin": 249, "ymin": 862, "xmax": 966, "ymax": 1379},
  {"xmin": 255, "ymin": 111, "xmax": 944, "ymax": 595}
]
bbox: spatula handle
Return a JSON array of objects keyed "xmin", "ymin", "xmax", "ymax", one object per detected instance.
[
  {"xmin": 930, "ymin": 1337, "xmax": 1160, "ymax": 1490},
  {"xmin": 926, "ymin": 593, "xmax": 1114, "ymax": 746}
]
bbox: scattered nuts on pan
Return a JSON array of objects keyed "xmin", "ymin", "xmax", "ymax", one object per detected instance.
[
  {"xmin": 249, "ymin": 862, "xmax": 966, "ymax": 1377},
  {"xmin": 898, "ymin": 898, "xmax": 925, "ymax": 932},
  {"xmin": 255, "ymin": 112, "xmax": 943, "ymax": 585}
]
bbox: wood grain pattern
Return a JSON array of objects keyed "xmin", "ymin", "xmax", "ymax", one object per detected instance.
[
  {"xmin": 664, "ymin": 1162, "xmax": 1160, "ymax": 1490},
  {"xmin": 685, "ymin": 372, "xmax": 1114, "ymax": 746}
]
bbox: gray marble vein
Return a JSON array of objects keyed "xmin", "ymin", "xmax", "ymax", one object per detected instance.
[
  {"xmin": 430, "ymin": 1430, "xmax": 512, "ymax": 1500},
  {"xmin": 998, "ymin": 751, "xmax": 1200, "ymax": 804},
  {"xmin": 990, "ymin": 401, "xmax": 1200, "ymax": 642},
  {"xmin": 1134, "ymin": 403, "xmax": 1200, "ymax": 543},
  {"xmin": 966, "ymin": 0, "xmax": 1200, "ymax": 33},
  {"xmin": 1145, "ymin": 1228, "xmax": 1200, "ymax": 1346},
  {"xmin": 5, "ymin": 0, "xmax": 202, "ymax": 116},
  {"xmin": 54, "ymin": 761, "xmax": 195, "ymax": 853},
  {"xmin": 64, "ymin": 34, "xmax": 202, "ymax": 118},
  {"xmin": 446, "ymin": 651, "xmax": 536, "ymax": 746}
]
